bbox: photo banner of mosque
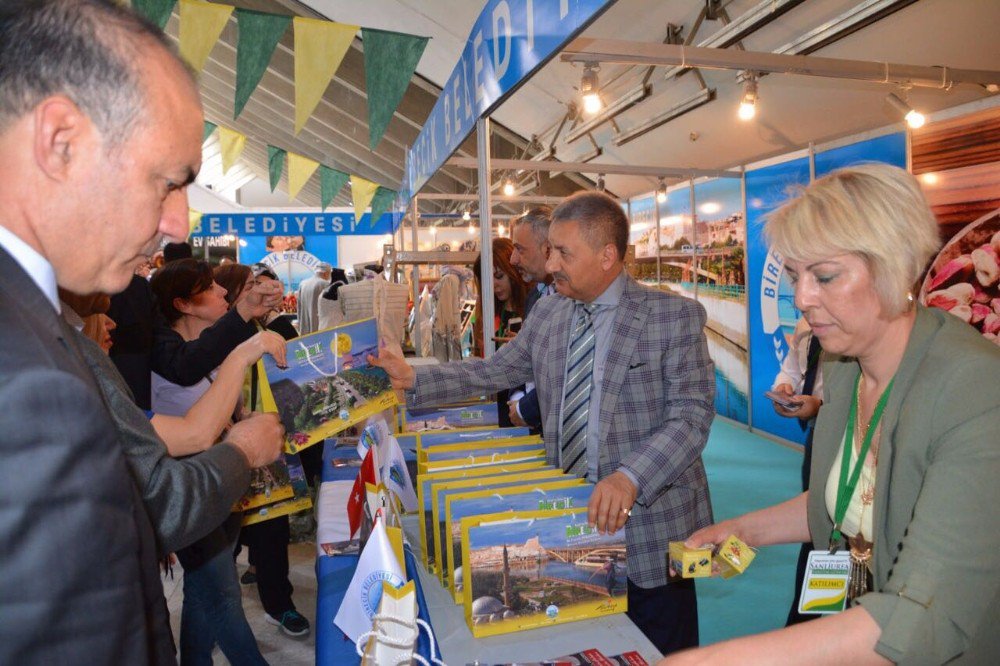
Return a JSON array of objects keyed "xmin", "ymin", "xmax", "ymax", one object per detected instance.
[
  {"xmin": 257, "ymin": 318, "xmax": 398, "ymax": 454},
  {"xmin": 461, "ymin": 507, "xmax": 627, "ymax": 638}
]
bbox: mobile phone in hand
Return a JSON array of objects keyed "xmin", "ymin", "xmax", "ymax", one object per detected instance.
[
  {"xmin": 765, "ymin": 390, "xmax": 800, "ymax": 410},
  {"xmin": 507, "ymin": 317, "xmax": 523, "ymax": 334}
]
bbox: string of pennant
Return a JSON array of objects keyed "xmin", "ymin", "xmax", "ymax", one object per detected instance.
[
  {"xmin": 202, "ymin": 120, "xmax": 397, "ymax": 224},
  {"xmin": 133, "ymin": 0, "xmax": 429, "ymax": 150}
]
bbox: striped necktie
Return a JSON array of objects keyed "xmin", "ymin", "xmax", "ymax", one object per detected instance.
[{"xmin": 561, "ymin": 302, "xmax": 598, "ymax": 476}]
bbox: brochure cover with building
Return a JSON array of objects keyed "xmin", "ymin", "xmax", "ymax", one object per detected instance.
[
  {"xmin": 233, "ymin": 453, "xmax": 299, "ymax": 512},
  {"xmin": 241, "ymin": 454, "xmax": 312, "ymax": 526},
  {"xmin": 258, "ymin": 318, "xmax": 397, "ymax": 454},
  {"xmin": 446, "ymin": 483, "xmax": 595, "ymax": 602},
  {"xmin": 462, "ymin": 508, "xmax": 627, "ymax": 638}
]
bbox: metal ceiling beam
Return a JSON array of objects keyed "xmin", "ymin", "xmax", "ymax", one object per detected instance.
[
  {"xmin": 446, "ymin": 157, "xmax": 742, "ymax": 180},
  {"xmin": 563, "ymin": 83, "xmax": 652, "ymax": 144},
  {"xmin": 613, "ymin": 87, "xmax": 716, "ymax": 146},
  {"xmin": 561, "ymin": 39, "xmax": 1000, "ymax": 89},
  {"xmin": 417, "ymin": 193, "xmax": 569, "ymax": 204},
  {"xmin": 661, "ymin": 0, "xmax": 808, "ymax": 80},
  {"xmin": 774, "ymin": 0, "xmax": 920, "ymax": 57}
]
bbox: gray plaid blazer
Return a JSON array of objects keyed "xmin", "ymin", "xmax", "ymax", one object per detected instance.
[{"xmin": 410, "ymin": 274, "xmax": 715, "ymax": 587}]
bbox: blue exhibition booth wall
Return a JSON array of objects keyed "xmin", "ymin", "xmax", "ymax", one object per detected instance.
[
  {"xmin": 190, "ymin": 210, "xmax": 401, "ymax": 292},
  {"xmin": 744, "ymin": 132, "xmax": 906, "ymax": 443}
]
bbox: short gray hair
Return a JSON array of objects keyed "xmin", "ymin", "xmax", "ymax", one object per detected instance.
[
  {"xmin": 0, "ymin": 0, "xmax": 177, "ymax": 143},
  {"xmin": 552, "ymin": 191, "xmax": 628, "ymax": 260},
  {"xmin": 512, "ymin": 206, "xmax": 553, "ymax": 243},
  {"xmin": 766, "ymin": 163, "xmax": 940, "ymax": 317}
]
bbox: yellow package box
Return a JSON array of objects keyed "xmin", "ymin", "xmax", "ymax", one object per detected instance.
[
  {"xmin": 668, "ymin": 542, "xmax": 713, "ymax": 578},
  {"xmin": 715, "ymin": 535, "xmax": 756, "ymax": 579}
]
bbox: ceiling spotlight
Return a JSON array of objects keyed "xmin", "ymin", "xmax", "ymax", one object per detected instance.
[
  {"xmin": 656, "ymin": 179, "xmax": 667, "ymax": 204},
  {"xmin": 738, "ymin": 73, "xmax": 758, "ymax": 121},
  {"xmin": 468, "ymin": 223, "xmax": 476, "ymax": 235},
  {"xmin": 886, "ymin": 93, "xmax": 926, "ymax": 129},
  {"xmin": 429, "ymin": 225, "xmax": 437, "ymax": 236},
  {"xmin": 502, "ymin": 179, "xmax": 515, "ymax": 197},
  {"xmin": 497, "ymin": 223, "xmax": 506, "ymax": 237},
  {"xmin": 462, "ymin": 210, "xmax": 471, "ymax": 221},
  {"xmin": 596, "ymin": 174, "xmax": 605, "ymax": 192},
  {"xmin": 580, "ymin": 62, "xmax": 602, "ymax": 115}
]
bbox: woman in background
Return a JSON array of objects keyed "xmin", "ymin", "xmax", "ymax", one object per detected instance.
[
  {"xmin": 661, "ymin": 164, "xmax": 1000, "ymax": 664},
  {"xmin": 214, "ymin": 263, "xmax": 312, "ymax": 638},
  {"xmin": 473, "ymin": 237, "xmax": 532, "ymax": 425},
  {"xmin": 151, "ymin": 259, "xmax": 269, "ymax": 666}
]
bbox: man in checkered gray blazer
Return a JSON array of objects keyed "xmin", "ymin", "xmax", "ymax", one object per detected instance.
[{"xmin": 375, "ymin": 191, "xmax": 715, "ymax": 655}]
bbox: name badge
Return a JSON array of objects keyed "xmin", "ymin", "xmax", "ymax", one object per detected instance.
[{"xmin": 798, "ymin": 550, "xmax": 850, "ymax": 615}]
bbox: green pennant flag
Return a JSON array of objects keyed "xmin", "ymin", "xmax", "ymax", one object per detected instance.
[
  {"xmin": 234, "ymin": 9, "xmax": 292, "ymax": 119},
  {"xmin": 368, "ymin": 186, "xmax": 396, "ymax": 227},
  {"xmin": 202, "ymin": 120, "xmax": 218, "ymax": 143},
  {"xmin": 362, "ymin": 28, "xmax": 429, "ymax": 150},
  {"xmin": 320, "ymin": 165, "xmax": 349, "ymax": 211},
  {"xmin": 267, "ymin": 145, "xmax": 286, "ymax": 193},
  {"xmin": 133, "ymin": 0, "xmax": 177, "ymax": 30}
]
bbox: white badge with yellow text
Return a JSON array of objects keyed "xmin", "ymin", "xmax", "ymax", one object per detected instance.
[{"xmin": 798, "ymin": 550, "xmax": 850, "ymax": 614}]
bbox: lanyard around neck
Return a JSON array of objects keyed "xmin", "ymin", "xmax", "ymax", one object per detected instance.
[{"xmin": 829, "ymin": 373, "xmax": 894, "ymax": 550}]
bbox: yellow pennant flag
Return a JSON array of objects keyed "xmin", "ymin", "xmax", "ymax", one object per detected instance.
[
  {"xmin": 178, "ymin": 0, "xmax": 234, "ymax": 73},
  {"xmin": 287, "ymin": 152, "xmax": 320, "ymax": 202},
  {"xmin": 218, "ymin": 126, "xmax": 246, "ymax": 174},
  {"xmin": 188, "ymin": 208, "xmax": 203, "ymax": 237},
  {"xmin": 294, "ymin": 17, "xmax": 358, "ymax": 134},
  {"xmin": 350, "ymin": 175, "xmax": 379, "ymax": 223}
]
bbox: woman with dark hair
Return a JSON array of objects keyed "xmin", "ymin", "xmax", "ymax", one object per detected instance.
[
  {"xmin": 473, "ymin": 238, "xmax": 533, "ymax": 425},
  {"xmin": 150, "ymin": 259, "xmax": 269, "ymax": 665},
  {"xmin": 213, "ymin": 262, "xmax": 312, "ymax": 638}
]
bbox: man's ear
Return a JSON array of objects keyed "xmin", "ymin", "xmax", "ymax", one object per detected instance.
[
  {"xmin": 541, "ymin": 239, "xmax": 551, "ymax": 258},
  {"xmin": 600, "ymin": 243, "xmax": 618, "ymax": 270},
  {"xmin": 33, "ymin": 96, "xmax": 90, "ymax": 181}
]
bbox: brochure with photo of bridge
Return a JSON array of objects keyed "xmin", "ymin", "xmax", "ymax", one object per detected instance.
[
  {"xmin": 257, "ymin": 318, "xmax": 398, "ymax": 454},
  {"xmin": 462, "ymin": 507, "xmax": 627, "ymax": 638},
  {"xmin": 445, "ymin": 481, "xmax": 594, "ymax": 603},
  {"xmin": 417, "ymin": 464, "xmax": 554, "ymax": 574}
]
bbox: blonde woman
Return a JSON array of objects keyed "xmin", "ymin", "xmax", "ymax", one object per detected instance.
[{"xmin": 663, "ymin": 165, "xmax": 1000, "ymax": 664}]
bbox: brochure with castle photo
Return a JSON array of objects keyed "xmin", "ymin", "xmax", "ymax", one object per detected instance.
[
  {"xmin": 462, "ymin": 508, "xmax": 627, "ymax": 638},
  {"xmin": 257, "ymin": 318, "xmax": 397, "ymax": 454}
]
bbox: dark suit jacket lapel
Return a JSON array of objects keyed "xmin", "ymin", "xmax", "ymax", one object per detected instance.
[{"xmin": 598, "ymin": 276, "xmax": 649, "ymax": 445}]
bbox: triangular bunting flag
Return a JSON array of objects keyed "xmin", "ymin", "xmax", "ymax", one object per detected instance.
[
  {"xmin": 293, "ymin": 17, "xmax": 358, "ymax": 134},
  {"xmin": 202, "ymin": 120, "xmax": 218, "ymax": 143},
  {"xmin": 350, "ymin": 175, "xmax": 380, "ymax": 223},
  {"xmin": 178, "ymin": 0, "xmax": 234, "ymax": 73},
  {"xmin": 132, "ymin": 0, "xmax": 176, "ymax": 30},
  {"xmin": 188, "ymin": 208, "xmax": 202, "ymax": 237},
  {"xmin": 368, "ymin": 187, "xmax": 396, "ymax": 228},
  {"xmin": 267, "ymin": 145, "xmax": 286, "ymax": 193},
  {"xmin": 362, "ymin": 28, "xmax": 429, "ymax": 150},
  {"xmin": 319, "ymin": 165, "xmax": 349, "ymax": 211},
  {"xmin": 217, "ymin": 126, "xmax": 246, "ymax": 175},
  {"xmin": 234, "ymin": 9, "xmax": 292, "ymax": 119},
  {"xmin": 287, "ymin": 152, "xmax": 320, "ymax": 202}
]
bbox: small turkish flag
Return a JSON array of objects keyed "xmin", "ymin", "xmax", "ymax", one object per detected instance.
[{"xmin": 346, "ymin": 447, "xmax": 377, "ymax": 538}]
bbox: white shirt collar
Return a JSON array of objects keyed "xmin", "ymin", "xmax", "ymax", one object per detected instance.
[
  {"xmin": 60, "ymin": 300, "xmax": 85, "ymax": 331},
  {"xmin": 0, "ymin": 224, "xmax": 60, "ymax": 312}
]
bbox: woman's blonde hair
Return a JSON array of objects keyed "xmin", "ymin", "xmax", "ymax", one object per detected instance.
[{"xmin": 766, "ymin": 163, "xmax": 940, "ymax": 317}]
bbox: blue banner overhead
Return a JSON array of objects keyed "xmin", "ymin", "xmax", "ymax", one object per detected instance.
[
  {"xmin": 191, "ymin": 211, "xmax": 401, "ymax": 236},
  {"xmin": 402, "ymin": 0, "xmax": 615, "ymax": 201}
]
